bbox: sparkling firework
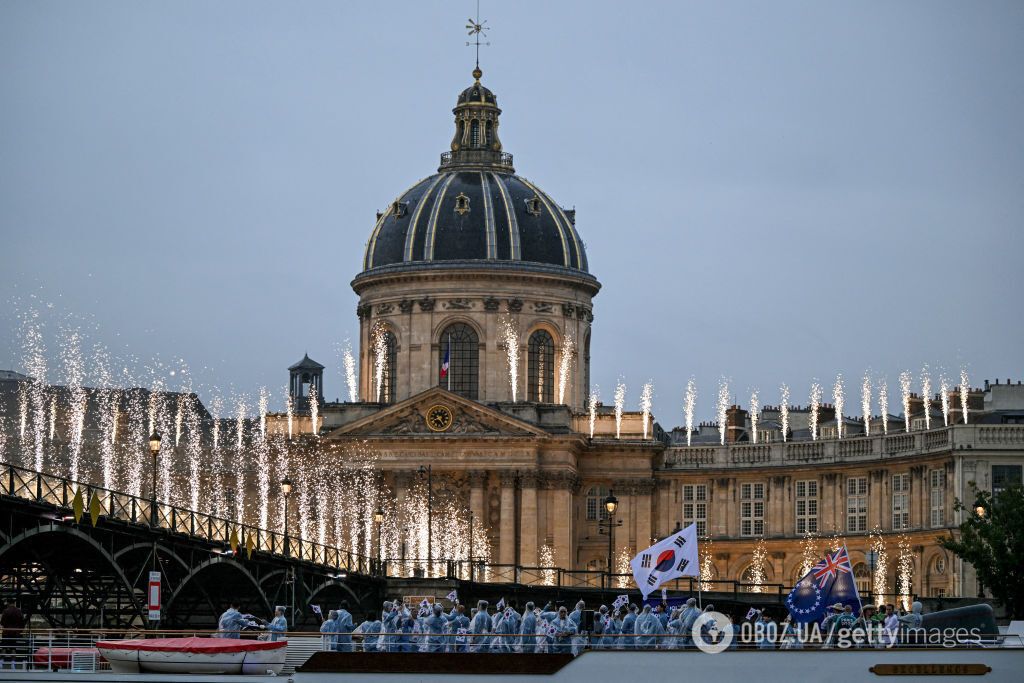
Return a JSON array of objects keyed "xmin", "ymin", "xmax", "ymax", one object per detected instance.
[
  {"xmin": 878, "ymin": 378, "xmax": 889, "ymax": 435},
  {"xmin": 833, "ymin": 374, "xmax": 844, "ymax": 439},
  {"xmin": 614, "ymin": 380, "xmax": 625, "ymax": 439},
  {"xmin": 286, "ymin": 390, "xmax": 294, "ymax": 440},
  {"xmin": 779, "ymin": 384, "xmax": 790, "ymax": 442},
  {"xmin": 61, "ymin": 329, "xmax": 87, "ymax": 484},
  {"xmin": 501, "ymin": 317, "xmax": 520, "ymax": 402},
  {"xmin": 640, "ymin": 382, "xmax": 653, "ymax": 440},
  {"xmin": 749, "ymin": 389, "xmax": 760, "ymax": 444},
  {"xmin": 717, "ymin": 378, "xmax": 729, "ymax": 446},
  {"xmin": 684, "ymin": 378, "xmax": 696, "ymax": 447},
  {"xmin": 809, "ymin": 382, "xmax": 822, "ymax": 441},
  {"xmin": 959, "ymin": 368, "xmax": 969, "ymax": 424},
  {"xmin": 699, "ymin": 540, "xmax": 714, "ymax": 592},
  {"xmin": 897, "ymin": 535, "xmax": 913, "ymax": 611},
  {"xmin": 343, "ymin": 342, "xmax": 358, "ymax": 402},
  {"xmin": 899, "ymin": 370, "xmax": 912, "ymax": 432},
  {"xmin": 557, "ymin": 332, "xmax": 574, "ymax": 405},
  {"xmin": 748, "ymin": 538, "xmax": 767, "ymax": 593},
  {"xmin": 921, "ymin": 367, "xmax": 932, "ymax": 430},
  {"xmin": 588, "ymin": 388, "xmax": 598, "ymax": 439},
  {"xmin": 258, "ymin": 387, "xmax": 268, "ymax": 439},
  {"xmin": 861, "ymin": 373, "xmax": 872, "ymax": 436},
  {"xmin": 21, "ymin": 316, "xmax": 47, "ymax": 473},
  {"xmin": 309, "ymin": 385, "xmax": 319, "ymax": 437},
  {"xmin": 540, "ymin": 543, "xmax": 556, "ymax": 586},
  {"xmin": 372, "ymin": 322, "xmax": 388, "ymax": 403},
  {"xmin": 869, "ymin": 526, "xmax": 888, "ymax": 607},
  {"xmin": 185, "ymin": 394, "xmax": 202, "ymax": 511},
  {"xmin": 940, "ymin": 375, "xmax": 950, "ymax": 427},
  {"xmin": 800, "ymin": 530, "xmax": 818, "ymax": 575}
]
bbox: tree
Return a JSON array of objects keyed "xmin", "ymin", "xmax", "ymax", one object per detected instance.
[{"xmin": 940, "ymin": 484, "xmax": 1024, "ymax": 618}]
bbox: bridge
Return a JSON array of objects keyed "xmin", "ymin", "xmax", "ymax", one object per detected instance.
[{"xmin": 0, "ymin": 462, "xmax": 384, "ymax": 630}]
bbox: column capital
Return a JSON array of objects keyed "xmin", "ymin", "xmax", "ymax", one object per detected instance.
[
  {"xmin": 393, "ymin": 470, "xmax": 416, "ymax": 488},
  {"xmin": 519, "ymin": 471, "xmax": 539, "ymax": 488},
  {"xmin": 499, "ymin": 470, "xmax": 518, "ymax": 487},
  {"xmin": 467, "ymin": 470, "xmax": 488, "ymax": 487}
]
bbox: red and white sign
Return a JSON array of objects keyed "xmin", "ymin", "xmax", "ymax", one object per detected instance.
[{"xmin": 148, "ymin": 571, "xmax": 161, "ymax": 621}]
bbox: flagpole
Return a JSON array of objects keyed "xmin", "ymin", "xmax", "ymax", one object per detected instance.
[{"xmin": 447, "ymin": 334, "xmax": 451, "ymax": 391}]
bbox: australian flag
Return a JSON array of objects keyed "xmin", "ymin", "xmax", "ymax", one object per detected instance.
[{"xmin": 785, "ymin": 545, "xmax": 862, "ymax": 624}]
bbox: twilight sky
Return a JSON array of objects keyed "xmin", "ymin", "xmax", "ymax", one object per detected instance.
[{"xmin": 1, "ymin": 1, "xmax": 1022, "ymax": 424}]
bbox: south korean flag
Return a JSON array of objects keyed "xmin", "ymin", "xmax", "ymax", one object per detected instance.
[{"xmin": 629, "ymin": 523, "xmax": 700, "ymax": 598}]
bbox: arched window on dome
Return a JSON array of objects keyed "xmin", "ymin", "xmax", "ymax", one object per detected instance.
[
  {"xmin": 528, "ymin": 330, "xmax": 555, "ymax": 403},
  {"xmin": 373, "ymin": 328, "xmax": 398, "ymax": 404},
  {"xmin": 470, "ymin": 119, "xmax": 481, "ymax": 147},
  {"xmin": 485, "ymin": 120, "xmax": 493, "ymax": 146},
  {"xmin": 438, "ymin": 323, "xmax": 479, "ymax": 399}
]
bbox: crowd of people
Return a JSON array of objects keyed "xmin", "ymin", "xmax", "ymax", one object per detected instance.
[{"xmin": 214, "ymin": 596, "xmax": 928, "ymax": 653}]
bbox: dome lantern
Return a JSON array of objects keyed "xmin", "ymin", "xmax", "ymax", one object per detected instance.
[{"xmin": 441, "ymin": 68, "xmax": 513, "ymax": 172}]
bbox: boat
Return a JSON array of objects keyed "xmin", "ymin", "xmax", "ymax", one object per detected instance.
[{"xmin": 94, "ymin": 636, "xmax": 287, "ymax": 675}]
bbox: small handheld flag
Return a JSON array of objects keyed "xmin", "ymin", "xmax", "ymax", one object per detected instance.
[
  {"xmin": 612, "ymin": 595, "xmax": 628, "ymax": 610},
  {"xmin": 311, "ymin": 604, "xmax": 323, "ymax": 617},
  {"xmin": 745, "ymin": 607, "xmax": 761, "ymax": 621},
  {"xmin": 446, "ymin": 590, "xmax": 458, "ymax": 602},
  {"xmin": 495, "ymin": 598, "xmax": 506, "ymax": 612}
]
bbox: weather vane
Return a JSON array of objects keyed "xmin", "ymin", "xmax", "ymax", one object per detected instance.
[{"xmin": 465, "ymin": 0, "xmax": 490, "ymax": 69}]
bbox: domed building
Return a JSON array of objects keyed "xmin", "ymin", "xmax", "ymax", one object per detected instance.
[{"xmin": 354, "ymin": 66, "xmax": 598, "ymax": 409}]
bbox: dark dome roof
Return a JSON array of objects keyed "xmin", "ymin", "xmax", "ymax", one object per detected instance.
[
  {"xmin": 363, "ymin": 171, "xmax": 588, "ymax": 273},
  {"xmin": 458, "ymin": 82, "xmax": 496, "ymax": 105}
]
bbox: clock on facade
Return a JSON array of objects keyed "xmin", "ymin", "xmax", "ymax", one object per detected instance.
[{"xmin": 425, "ymin": 404, "xmax": 454, "ymax": 432}]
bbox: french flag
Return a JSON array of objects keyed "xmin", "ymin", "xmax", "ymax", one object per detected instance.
[{"xmin": 441, "ymin": 338, "xmax": 450, "ymax": 379}]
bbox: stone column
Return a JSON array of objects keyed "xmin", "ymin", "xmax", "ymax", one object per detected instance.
[
  {"xmin": 519, "ymin": 472, "xmax": 538, "ymax": 569},
  {"xmin": 468, "ymin": 470, "xmax": 487, "ymax": 533},
  {"xmin": 821, "ymin": 474, "xmax": 837, "ymax": 532},
  {"xmin": 656, "ymin": 479, "xmax": 671, "ymax": 540},
  {"xmin": 635, "ymin": 480, "xmax": 654, "ymax": 547},
  {"xmin": 499, "ymin": 471, "xmax": 517, "ymax": 568},
  {"xmin": 550, "ymin": 473, "xmax": 575, "ymax": 570},
  {"xmin": 721, "ymin": 478, "xmax": 736, "ymax": 537}
]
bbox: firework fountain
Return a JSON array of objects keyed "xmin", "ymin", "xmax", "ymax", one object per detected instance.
[
  {"xmin": 748, "ymin": 539, "xmax": 767, "ymax": 593},
  {"xmin": 899, "ymin": 370, "xmax": 912, "ymax": 432},
  {"xmin": 557, "ymin": 333, "xmax": 574, "ymax": 405},
  {"xmin": 869, "ymin": 526, "xmax": 888, "ymax": 606},
  {"xmin": 749, "ymin": 389, "xmax": 759, "ymax": 443},
  {"xmin": 614, "ymin": 380, "xmax": 625, "ymax": 439},
  {"xmin": 372, "ymin": 322, "xmax": 388, "ymax": 403},
  {"xmin": 343, "ymin": 342, "xmax": 358, "ymax": 402},
  {"xmin": 779, "ymin": 383, "xmax": 790, "ymax": 442},
  {"xmin": 800, "ymin": 530, "xmax": 818, "ymax": 575},
  {"xmin": 684, "ymin": 378, "xmax": 696, "ymax": 447},
  {"xmin": 861, "ymin": 373, "xmax": 872, "ymax": 436},
  {"xmin": 921, "ymin": 367, "xmax": 932, "ymax": 430},
  {"xmin": 959, "ymin": 368, "xmax": 970, "ymax": 424},
  {"xmin": 640, "ymin": 382, "xmax": 653, "ymax": 440},
  {"xmin": 809, "ymin": 381, "xmax": 822, "ymax": 441},
  {"xmin": 699, "ymin": 540, "xmax": 714, "ymax": 592},
  {"xmin": 588, "ymin": 388, "xmax": 598, "ymax": 438},
  {"xmin": 61, "ymin": 328, "xmax": 87, "ymax": 485},
  {"xmin": 717, "ymin": 378, "xmax": 729, "ymax": 446},
  {"xmin": 501, "ymin": 317, "xmax": 520, "ymax": 402},
  {"xmin": 897, "ymin": 535, "xmax": 913, "ymax": 611},
  {"xmin": 539, "ymin": 544, "xmax": 556, "ymax": 586},
  {"xmin": 833, "ymin": 374, "xmax": 845, "ymax": 439},
  {"xmin": 940, "ymin": 374, "xmax": 950, "ymax": 427},
  {"xmin": 21, "ymin": 314, "xmax": 47, "ymax": 473},
  {"xmin": 256, "ymin": 391, "xmax": 271, "ymax": 528},
  {"xmin": 879, "ymin": 377, "xmax": 889, "ymax": 434},
  {"xmin": 309, "ymin": 385, "xmax": 319, "ymax": 436}
]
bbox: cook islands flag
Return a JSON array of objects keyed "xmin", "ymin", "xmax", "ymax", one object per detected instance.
[
  {"xmin": 785, "ymin": 545, "xmax": 862, "ymax": 624},
  {"xmin": 630, "ymin": 523, "xmax": 699, "ymax": 598}
]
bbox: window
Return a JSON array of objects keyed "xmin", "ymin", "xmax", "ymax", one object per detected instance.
[
  {"xmin": 847, "ymin": 476, "xmax": 868, "ymax": 533},
  {"xmin": 682, "ymin": 484, "xmax": 708, "ymax": 537},
  {"xmin": 470, "ymin": 119, "xmax": 481, "ymax": 146},
  {"xmin": 586, "ymin": 486, "xmax": 609, "ymax": 522},
  {"xmin": 931, "ymin": 588, "xmax": 946, "ymax": 598},
  {"xmin": 373, "ymin": 329, "xmax": 398, "ymax": 404},
  {"xmin": 438, "ymin": 323, "xmax": 479, "ymax": 399},
  {"xmin": 853, "ymin": 562, "xmax": 871, "ymax": 596},
  {"xmin": 527, "ymin": 330, "xmax": 555, "ymax": 403},
  {"xmin": 892, "ymin": 473, "xmax": 910, "ymax": 531},
  {"xmin": 795, "ymin": 480, "xmax": 818, "ymax": 535},
  {"xmin": 454, "ymin": 192, "xmax": 470, "ymax": 216},
  {"xmin": 992, "ymin": 465, "xmax": 1022, "ymax": 497},
  {"xmin": 740, "ymin": 482, "xmax": 765, "ymax": 537},
  {"xmin": 525, "ymin": 196, "xmax": 542, "ymax": 216},
  {"xmin": 485, "ymin": 120, "xmax": 493, "ymax": 146},
  {"xmin": 929, "ymin": 469, "xmax": 945, "ymax": 528}
]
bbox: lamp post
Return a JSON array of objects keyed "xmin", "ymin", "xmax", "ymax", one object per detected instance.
[
  {"xmin": 280, "ymin": 478, "xmax": 293, "ymax": 556},
  {"xmin": 148, "ymin": 432, "xmax": 161, "ymax": 528},
  {"xmin": 374, "ymin": 507, "xmax": 384, "ymax": 575},
  {"xmin": 468, "ymin": 510, "xmax": 474, "ymax": 582},
  {"xmin": 418, "ymin": 465, "xmax": 432, "ymax": 575},
  {"xmin": 599, "ymin": 490, "xmax": 623, "ymax": 589}
]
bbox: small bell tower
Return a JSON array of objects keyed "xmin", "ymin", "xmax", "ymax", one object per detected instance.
[{"xmin": 288, "ymin": 354, "xmax": 325, "ymax": 411}]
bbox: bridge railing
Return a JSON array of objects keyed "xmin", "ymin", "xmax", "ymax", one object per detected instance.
[{"xmin": 0, "ymin": 461, "xmax": 373, "ymax": 575}]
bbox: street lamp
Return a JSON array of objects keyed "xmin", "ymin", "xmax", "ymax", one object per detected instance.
[
  {"xmin": 468, "ymin": 510, "xmax": 475, "ymax": 582},
  {"xmin": 419, "ymin": 465, "xmax": 433, "ymax": 574},
  {"xmin": 974, "ymin": 504, "xmax": 986, "ymax": 518},
  {"xmin": 374, "ymin": 507, "xmax": 384, "ymax": 575},
  {"xmin": 599, "ymin": 490, "xmax": 623, "ymax": 589},
  {"xmin": 281, "ymin": 478, "xmax": 293, "ymax": 555},
  {"xmin": 148, "ymin": 431, "xmax": 161, "ymax": 528}
]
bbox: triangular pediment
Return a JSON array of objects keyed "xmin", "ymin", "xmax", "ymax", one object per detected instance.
[{"xmin": 325, "ymin": 388, "xmax": 547, "ymax": 439}]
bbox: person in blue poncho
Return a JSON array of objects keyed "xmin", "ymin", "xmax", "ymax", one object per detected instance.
[
  {"xmin": 267, "ymin": 606, "xmax": 288, "ymax": 642},
  {"xmin": 216, "ymin": 602, "xmax": 244, "ymax": 639},
  {"xmin": 334, "ymin": 602, "xmax": 354, "ymax": 652}
]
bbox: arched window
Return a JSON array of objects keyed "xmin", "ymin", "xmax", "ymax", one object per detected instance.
[
  {"xmin": 528, "ymin": 330, "xmax": 555, "ymax": 403},
  {"xmin": 485, "ymin": 120, "xmax": 493, "ymax": 146},
  {"xmin": 374, "ymin": 329, "xmax": 398, "ymax": 404},
  {"xmin": 585, "ymin": 486, "xmax": 610, "ymax": 521},
  {"xmin": 583, "ymin": 330, "xmax": 591, "ymax": 400},
  {"xmin": 853, "ymin": 562, "xmax": 872, "ymax": 596},
  {"xmin": 438, "ymin": 323, "xmax": 479, "ymax": 399},
  {"xmin": 470, "ymin": 120, "xmax": 481, "ymax": 147}
]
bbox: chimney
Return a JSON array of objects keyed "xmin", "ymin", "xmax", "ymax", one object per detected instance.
[
  {"xmin": 726, "ymin": 405, "xmax": 748, "ymax": 444},
  {"xmin": 908, "ymin": 393, "xmax": 924, "ymax": 423}
]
